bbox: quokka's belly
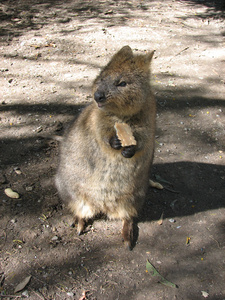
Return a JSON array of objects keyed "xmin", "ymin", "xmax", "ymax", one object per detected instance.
[{"xmin": 68, "ymin": 157, "xmax": 149, "ymax": 219}]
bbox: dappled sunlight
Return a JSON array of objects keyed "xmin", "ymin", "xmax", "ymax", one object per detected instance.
[{"xmin": 0, "ymin": 0, "xmax": 224, "ymax": 299}]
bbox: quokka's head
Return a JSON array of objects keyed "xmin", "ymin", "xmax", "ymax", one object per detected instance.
[{"xmin": 92, "ymin": 46, "xmax": 154, "ymax": 117}]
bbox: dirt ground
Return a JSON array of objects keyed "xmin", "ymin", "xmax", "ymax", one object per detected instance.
[{"xmin": 0, "ymin": 0, "xmax": 225, "ymax": 299}]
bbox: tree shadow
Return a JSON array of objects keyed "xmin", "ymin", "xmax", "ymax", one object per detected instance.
[
  {"xmin": 0, "ymin": 0, "xmax": 224, "ymax": 297},
  {"xmin": 1, "ymin": 0, "xmax": 224, "ymax": 45},
  {"xmin": 0, "ymin": 0, "xmax": 153, "ymax": 42},
  {"xmin": 142, "ymin": 161, "xmax": 225, "ymax": 222},
  {"xmin": 1, "ymin": 91, "xmax": 224, "ymax": 235},
  {"xmin": 184, "ymin": 0, "xmax": 225, "ymax": 12},
  {"xmin": 1, "ymin": 95, "xmax": 224, "ymax": 298},
  {"xmin": 180, "ymin": 0, "xmax": 225, "ymax": 20},
  {"xmin": 1, "ymin": 159, "xmax": 224, "ymax": 298}
]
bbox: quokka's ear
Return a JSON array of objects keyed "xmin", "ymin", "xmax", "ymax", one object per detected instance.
[
  {"xmin": 145, "ymin": 50, "xmax": 155, "ymax": 65},
  {"xmin": 113, "ymin": 45, "xmax": 133, "ymax": 60},
  {"xmin": 138, "ymin": 50, "xmax": 155, "ymax": 72}
]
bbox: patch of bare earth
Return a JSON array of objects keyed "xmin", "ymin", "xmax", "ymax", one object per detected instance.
[{"xmin": 0, "ymin": 0, "xmax": 224, "ymax": 299}]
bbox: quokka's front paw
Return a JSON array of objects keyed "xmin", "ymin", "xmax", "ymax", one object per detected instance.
[
  {"xmin": 109, "ymin": 135, "xmax": 122, "ymax": 150},
  {"xmin": 121, "ymin": 145, "xmax": 136, "ymax": 158}
]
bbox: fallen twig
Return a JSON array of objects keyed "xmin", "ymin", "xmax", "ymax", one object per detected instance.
[
  {"xmin": 169, "ymin": 47, "xmax": 189, "ymax": 61},
  {"xmin": 175, "ymin": 47, "xmax": 189, "ymax": 56},
  {"xmin": 164, "ymin": 186, "xmax": 180, "ymax": 193},
  {"xmin": 0, "ymin": 295, "xmax": 21, "ymax": 298}
]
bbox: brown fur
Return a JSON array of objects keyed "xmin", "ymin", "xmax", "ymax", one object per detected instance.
[{"xmin": 55, "ymin": 46, "xmax": 156, "ymax": 249}]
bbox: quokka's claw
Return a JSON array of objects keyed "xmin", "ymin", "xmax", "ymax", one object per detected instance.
[
  {"xmin": 77, "ymin": 218, "xmax": 85, "ymax": 236},
  {"xmin": 124, "ymin": 241, "xmax": 132, "ymax": 251}
]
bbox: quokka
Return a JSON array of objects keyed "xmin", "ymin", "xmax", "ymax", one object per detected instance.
[{"xmin": 55, "ymin": 45, "xmax": 156, "ymax": 250}]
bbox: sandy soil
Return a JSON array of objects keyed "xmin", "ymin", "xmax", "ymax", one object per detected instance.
[{"xmin": 0, "ymin": 0, "xmax": 225, "ymax": 299}]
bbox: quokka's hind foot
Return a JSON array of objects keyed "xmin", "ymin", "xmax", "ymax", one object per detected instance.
[
  {"xmin": 77, "ymin": 217, "xmax": 86, "ymax": 236},
  {"xmin": 122, "ymin": 219, "xmax": 133, "ymax": 251}
]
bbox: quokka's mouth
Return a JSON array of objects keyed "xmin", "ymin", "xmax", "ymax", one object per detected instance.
[{"xmin": 97, "ymin": 102, "xmax": 105, "ymax": 108}]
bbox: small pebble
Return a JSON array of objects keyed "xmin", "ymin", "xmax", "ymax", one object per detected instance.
[
  {"xmin": 4, "ymin": 188, "xmax": 20, "ymax": 199},
  {"xmin": 14, "ymin": 168, "xmax": 22, "ymax": 175},
  {"xmin": 169, "ymin": 218, "xmax": 176, "ymax": 223},
  {"xmin": 26, "ymin": 186, "xmax": 33, "ymax": 192},
  {"xmin": 22, "ymin": 290, "xmax": 29, "ymax": 297},
  {"xmin": 35, "ymin": 126, "xmax": 43, "ymax": 133}
]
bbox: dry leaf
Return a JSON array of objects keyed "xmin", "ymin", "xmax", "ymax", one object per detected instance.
[
  {"xmin": 146, "ymin": 260, "xmax": 178, "ymax": 288},
  {"xmin": 157, "ymin": 212, "xmax": 164, "ymax": 225},
  {"xmin": 79, "ymin": 290, "xmax": 88, "ymax": 300},
  {"xmin": 186, "ymin": 237, "xmax": 191, "ymax": 245},
  {"xmin": 14, "ymin": 275, "xmax": 31, "ymax": 293},
  {"xmin": 201, "ymin": 291, "xmax": 209, "ymax": 298}
]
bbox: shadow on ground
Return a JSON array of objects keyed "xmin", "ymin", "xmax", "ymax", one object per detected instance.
[
  {"xmin": 0, "ymin": 2, "xmax": 224, "ymax": 295},
  {"xmin": 1, "ymin": 0, "xmax": 224, "ymax": 44},
  {"xmin": 185, "ymin": 0, "xmax": 225, "ymax": 13},
  {"xmin": 1, "ymin": 159, "xmax": 224, "ymax": 299},
  {"xmin": 0, "ymin": 0, "xmax": 151, "ymax": 42},
  {"xmin": 1, "ymin": 88, "xmax": 224, "ymax": 298}
]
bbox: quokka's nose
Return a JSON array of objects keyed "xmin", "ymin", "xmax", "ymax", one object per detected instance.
[{"xmin": 94, "ymin": 90, "xmax": 106, "ymax": 103}]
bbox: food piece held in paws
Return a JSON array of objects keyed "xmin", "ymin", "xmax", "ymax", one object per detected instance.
[{"xmin": 114, "ymin": 122, "xmax": 137, "ymax": 147}]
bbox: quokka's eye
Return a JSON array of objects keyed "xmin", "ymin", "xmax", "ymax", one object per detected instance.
[{"xmin": 117, "ymin": 81, "xmax": 127, "ymax": 87}]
